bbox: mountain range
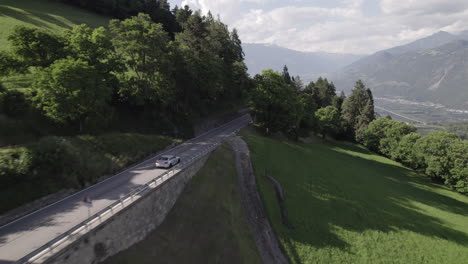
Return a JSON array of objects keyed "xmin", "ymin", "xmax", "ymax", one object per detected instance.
[
  {"xmin": 332, "ymin": 31, "xmax": 468, "ymax": 109},
  {"xmin": 243, "ymin": 31, "xmax": 468, "ymax": 109}
]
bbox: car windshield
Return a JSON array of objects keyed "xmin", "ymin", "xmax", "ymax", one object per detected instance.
[{"xmin": 159, "ymin": 157, "xmax": 169, "ymax": 161}]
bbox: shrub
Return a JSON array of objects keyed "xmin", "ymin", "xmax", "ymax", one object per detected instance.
[
  {"xmin": 0, "ymin": 147, "xmax": 33, "ymax": 187},
  {"xmin": 1, "ymin": 89, "xmax": 30, "ymax": 117},
  {"xmin": 448, "ymin": 140, "xmax": 468, "ymax": 194},
  {"xmin": 30, "ymin": 136, "xmax": 80, "ymax": 189},
  {"xmin": 393, "ymin": 132, "xmax": 421, "ymax": 167},
  {"xmin": 360, "ymin": 118, "xmax": 416, "ymax": 155},
  {"xmin": 413, "ymin": 131, "xmax": 461, "ymax": 183}
]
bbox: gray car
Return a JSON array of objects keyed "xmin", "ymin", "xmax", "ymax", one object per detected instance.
[{"xmin": 155, "ymin": 155, "xmax": 181, "ymax": 168}]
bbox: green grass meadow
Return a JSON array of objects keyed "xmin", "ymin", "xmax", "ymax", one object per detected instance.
[
  {"xmin": 0, "ymin": 0, "xmax": 109, "ymax": 50},
  {"xmin": 0, "ymin": 0, "xmax": 110, "ymax": 89},
  {"xmin": 104, "ymin": 144, "xmax": 262, "ymax": 264},
  {"xmin": 242, "ymin": 131, "xmax": 468, "ymax": 264}
]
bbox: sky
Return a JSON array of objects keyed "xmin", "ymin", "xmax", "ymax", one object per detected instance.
[{"xmin": 167, "ymin": 0, "xmax": 468, "ymax": 54}]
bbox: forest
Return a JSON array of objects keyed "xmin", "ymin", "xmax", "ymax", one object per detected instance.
[{"xmin": 0, "ymin": 2, "xmax": 250, "ymax": 212}]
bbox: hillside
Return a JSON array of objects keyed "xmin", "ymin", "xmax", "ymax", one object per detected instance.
[
  {"xmin": 0, "ymin": 0, "xmax": 251, "ymax": 215},
  {"xmin": 242, "ymin": 131, "xmax": 468, "ymax": 264},
  {"xmin": 243, "ymin": 43, "xmax": 363, "ymax": 81},
  {"xmin": 0, "ymin": 0, "xmax": 109, "ymax": 50},
  {"xmin": 332, "ymin": 31, "xmax": 468, "ymax": 109},
  {"xmin": 103, "ymin": 144, "xmax": 262, "ymax": 264}
]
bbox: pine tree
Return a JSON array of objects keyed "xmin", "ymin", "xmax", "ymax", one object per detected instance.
[
  {"xmin": 282, "ymin": 65, "xmax": 292, "ymax": 85},
  {"xmin": 342, "ymin": 80, "xmax": 375, "ymax": 140}
]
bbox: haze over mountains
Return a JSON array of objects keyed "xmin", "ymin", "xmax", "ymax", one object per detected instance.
[
  {"xmin": 242, "ymin": 43, "xmax": 364, "ymax": 81},
  {"xmin": 333, "ymin": 31, "xmax": 468, "ymax": 109},
  {"xmin": 244, "ymin": 31, "xmax": 468, "ymax": 109}
]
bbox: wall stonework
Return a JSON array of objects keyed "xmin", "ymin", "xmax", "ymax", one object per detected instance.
[{"xmin": 45, "ymin": 154, "xmax": 210, "ymax": 264}]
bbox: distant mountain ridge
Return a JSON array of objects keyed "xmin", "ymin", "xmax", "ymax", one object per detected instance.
[
  {"xmin": 242, "ymin": 43, "xmax": 364, "ymax": 82},
  {"xmin": 332, "ymin": 31, "xmax": 468, "ymax": 109}
]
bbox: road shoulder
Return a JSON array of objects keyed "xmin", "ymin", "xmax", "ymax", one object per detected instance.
[{"xmin": 227, "ymin": 136, "xmax": 289, "ymax": 264}]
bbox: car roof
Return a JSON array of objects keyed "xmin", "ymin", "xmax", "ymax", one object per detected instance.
[{"xmin": 160, "ymin": 155, "xmax": 174, "ymax": 158}]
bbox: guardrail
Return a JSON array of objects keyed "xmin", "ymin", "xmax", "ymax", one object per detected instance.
[{"xmin": 18, "ymin": 141, "xmax": 222, "ymax": 264}]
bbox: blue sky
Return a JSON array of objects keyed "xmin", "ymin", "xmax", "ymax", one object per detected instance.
[{"xmin": 167, "ymin": 0, "xmax": 468, "ymax": 54}]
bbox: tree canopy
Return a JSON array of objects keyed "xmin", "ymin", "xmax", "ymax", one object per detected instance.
[{"xmin": 250, "ymin": 69, "xmax": 304, "ymax": 137}]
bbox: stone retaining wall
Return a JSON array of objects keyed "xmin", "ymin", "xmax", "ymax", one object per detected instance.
[{"xmin": 45, "ymin": 153, "xmax": 210, "ymax": 264}]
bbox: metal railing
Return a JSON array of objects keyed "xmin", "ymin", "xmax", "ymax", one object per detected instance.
[{"xmin": 18, "ymin": 141, "xmax": 222, "ymax": 264}]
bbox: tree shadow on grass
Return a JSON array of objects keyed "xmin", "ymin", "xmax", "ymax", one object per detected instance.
[
  {"xmin": 253, "ymin": 138, "xmax": 468, "ymax": 261},
  {"xmin": 0, "ymin": 6, "xmax": 49, "ymax": 28},
  {"xmin": 0, "ymin": 6, "xmax": 71, "ymax": 29}
]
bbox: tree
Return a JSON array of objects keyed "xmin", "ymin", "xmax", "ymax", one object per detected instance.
[
  {"xmin": 448, "ymin": 140, "xmax": 468, "ymax": 194},
  {"xmin": 110, "ymin": 13, "xmax": 174, "ymax": 106},
  {"xmin": 33, "ymin": 58, "xmax": 111, "ymax": 131},
  {"xmin": 250, "ymin": 69, "xmax": 304, "ymax": 137},
  {"xmin": 0, "ymin": 52, "xmax": 24, "ymax": 76},
  {"xmin": 174, "ymin": 11, "xmax": 226, "ymax": 112},
  {"xmin": 282, "ymin": 65, "xmax": 292, "ymax": 85},
  {"xmin": 291, "ymin": 75, "xmax": 304, "ymax": 92},
  {"xmin": 175, "ymin": 5, "xmax": 193, "ymax": 26},
  {"xmin": 359, "ymin": 117, "xmax": 416, "ymax": 155},
  {"xmin": 333, "ymin": 91, "xmax": 346, "ymax": 112},
  {"xmin": 393, "ymin": 132, "xmax": 422, "ymax": 166},
  {"xmin": 314, "ymin": 77, "xmax": 336, "ymax": 108},
  {"xmin": 379, "ymin": 121, "xmax": 417, "ymax": 157},
  {"xmin": 230, "ymin": 29, "xmax": 244, "ymax": 62},
  {"xmin": 413, "ymin": 131, "xmax": 461, "ymax": 183},
  {"xmin": 65, "ymin": 25, "xmax": 122, "ymax": 89},
  {"xmin": 342, "ymin": 80, "xmax": 375, "ymax": 140},
  {"xmin": 359, "ymin": 117, "xmax": 394, "ymax": 152},
  {"xmin": 8, "ymin": 26, "xmax": 65, "ymax": 68},
  {"xmin": 315, "ymin": 106, "xmax": 341, "ymax": 139},
  {"xmin": 298, "ymin": 85, "xmax": 319, "ymax": 135}
]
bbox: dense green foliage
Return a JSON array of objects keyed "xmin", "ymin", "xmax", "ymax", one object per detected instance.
[
  {"xmin": 342, "ymin": 80, "xmax": 375, "ymax": 141},
  {"xmin": 1, "ymin": 3, "xmax": 249, "ymax": 136},
  {"xmin": 249, "ymin": 69, "xmax": 303, "ymax": 137},
  {"xmin": 315, "ymin": 106, "xmax": 341, "ymax": 139},
  {"xmin": 103, "ymin": 144, "xmax": 262, "ymax": 264},
  {"xmin": 243, "ymin": 130, "xmax": 468, "ymax": 264},
  {"xmin": 0, "ymin": 133, "xmax": 173, "ymax": 213},
  {"xmin": 33, "ymin": 58, "xmax": 112, "ymax": 130},
  {"xmin": 249, "ymin": 71, "xmax": 373, "ymax": 141},
  {"xmin": 360, "ymin": 117, "xmax": 416, "ymax": 155},
  {"xmin": 0, "ymin": 1, "xmax": 249, "ymax": 211},
  {"xmin": 7, "ymin": 26, "xmax": 65, "ymax": 68},
  {"xmin": 360, "ymin": 118, "xmax": 467, "ymax": 194}
]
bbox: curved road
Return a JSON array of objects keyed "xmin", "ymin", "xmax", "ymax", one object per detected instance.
[{"xmin": 0, "ymin": 114, "xmax": 252, "ymax": 263}]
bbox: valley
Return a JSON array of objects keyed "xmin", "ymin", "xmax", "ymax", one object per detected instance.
[{"xmin": 374, "ymin": 97, "xmax": 468, "ymax": 124}]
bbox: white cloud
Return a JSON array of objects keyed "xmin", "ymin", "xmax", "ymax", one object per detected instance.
[
  {"xmin": 380, "ymin": 0, "xmax": 468, "ymax": 16},
  {"xmin": 174, "ymin": 0, "xmax": 468, "ymax": 54}
]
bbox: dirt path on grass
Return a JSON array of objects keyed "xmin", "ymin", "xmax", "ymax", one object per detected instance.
[{"xmin": 228, "ymin": 136, "xmax": 289, "ymax": 264}]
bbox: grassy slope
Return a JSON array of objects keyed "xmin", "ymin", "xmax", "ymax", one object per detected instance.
[
  {"xmin": 104, "ymin": 144, "xmax": 262, "ymax": 264},
  {"xmin": 242, "ymin": 131, "xmax": 468, "ymax": 264},
  {"xmin": 0, "ymin": 0, "xmax": 108, "ymax": 50},
  {"xmin": 0, "ymin": 0, "xmax": 109, "ymax": 89}
]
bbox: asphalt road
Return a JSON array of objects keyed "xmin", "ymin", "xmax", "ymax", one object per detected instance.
[{"xmin": 0, "ymin": 114, "xmax": 252, "ymax": 263}]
